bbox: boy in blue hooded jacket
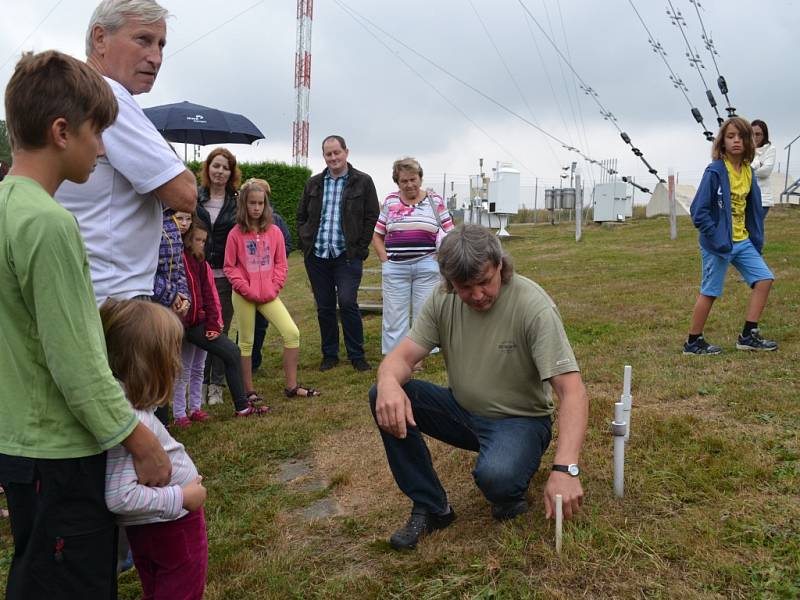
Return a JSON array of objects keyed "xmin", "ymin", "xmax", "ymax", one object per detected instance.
[{"xmin": 684, "ymin": 117, "xmax": 777, "ymax": 354}]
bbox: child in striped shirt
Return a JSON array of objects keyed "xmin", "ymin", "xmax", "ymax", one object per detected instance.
[{"xmin": 101, "ymin": 299, "xmax": 208, "ymax": 600}]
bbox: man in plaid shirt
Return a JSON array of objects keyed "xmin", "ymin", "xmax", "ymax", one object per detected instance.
[{"xmin": 297, "ymin": 135, "xmax": 380, "ymax": 372}]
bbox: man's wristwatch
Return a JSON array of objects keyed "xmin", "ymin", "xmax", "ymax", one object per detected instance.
[{"xmin": 552, "ymin": 463, "xmax": 580, "ymax": 477}]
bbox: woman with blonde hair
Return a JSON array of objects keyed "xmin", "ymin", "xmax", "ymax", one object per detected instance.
[{"xmin": 225, "ymin": 179, "xmax": 320, "ymax": 400}]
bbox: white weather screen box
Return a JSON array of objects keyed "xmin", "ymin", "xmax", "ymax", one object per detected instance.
[
  {"xmin": 593, "ymin": 182, "xmax": 632, "ymax": 222},
  {"xmin": 487, "ymin": 164, "xmax": 519, "ymax": 214}
]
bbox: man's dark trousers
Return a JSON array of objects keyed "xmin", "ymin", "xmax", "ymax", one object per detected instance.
[
  {"xmin": 369, "ymin": 380, "xmax": 552, "ymax": 513},
  {"xmin": 304, "ymin": 252, "xmax": 366, "ymax": 361}
]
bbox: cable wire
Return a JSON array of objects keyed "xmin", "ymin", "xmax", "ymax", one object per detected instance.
[
  {"xmin": 332, "ymin": 0, "xmax": 616, "ymax": 178},
  {"xmin": 688, "ymin": 0, "xmax": 735, "ymax": 116},
  {"xmin": 555, "ymin": 0, "xmax": 597, "ymax": 187},
  {"xmin": 626, "ymin": 0, "xmax": 715, "ymax": 141},
  {"xmin": 521, "ymin": 10, "xmax": 573, "ymax": 147},
  {"xmin": 166, "ymin": 0, "xmax": 265, "ymax": 58},
  {"xmin": 665, "ymin": 0, "xmax": 723, "ymax": 124},
  {"xmin": 333, "ymin": 0, "xmax": 537, "ymax": 175},
  {"xmin": 467, "ymin": 0, "xmax": 562, "ymax": 170},
  {"xmin": 517, "ymin": 0, "xmax": 665, "ymax": 184},
  {"xmin": 0, "ymin": 1, "xmax": 64, "ymax": 73}
]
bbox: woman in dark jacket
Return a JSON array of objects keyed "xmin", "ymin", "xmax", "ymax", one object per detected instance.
[{"xmin": 195, "ymin": 147, "xmax": 241, "ymax": 405}]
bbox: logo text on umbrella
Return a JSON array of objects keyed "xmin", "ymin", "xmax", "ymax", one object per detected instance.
[{"xmin": 186, "ymin": 114, "xmax": 207, "ymax": 123}]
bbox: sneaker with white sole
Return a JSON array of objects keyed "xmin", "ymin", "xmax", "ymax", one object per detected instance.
[
  {"xmin": 207, "ymin": 384, "xmax": 224, "ymax": 405},
  {"xmin": 736, "ymin": 328, "xmax": 778, "ymax": 352},
  {"xmin": 683, "ymin": 335, "xmax": 722, "ymax": 355}
]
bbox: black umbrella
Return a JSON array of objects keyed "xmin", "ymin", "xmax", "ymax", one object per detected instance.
[{"xmin": 143, "ymin": 101, "xmax": 265, "ymax": 145}]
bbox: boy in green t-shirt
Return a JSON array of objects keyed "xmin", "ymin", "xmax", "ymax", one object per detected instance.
[{"xmin": 0, "ymin": 51, "xmax": 171, "ymax": 599}]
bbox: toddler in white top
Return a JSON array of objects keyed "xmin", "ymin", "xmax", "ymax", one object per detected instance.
[{"xmin": 101, "ymin": 299, "xmax": 208, "ymax": 600}]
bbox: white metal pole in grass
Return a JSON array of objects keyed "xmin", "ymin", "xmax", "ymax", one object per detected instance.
[
  {"xmin": 668, "ymin": 169, "xmax": 677, "ymax": 240},
  {"xmin": 555, "ymin": 494, "xmax": 563, "ymax": 555},
  {"xmin": 622, "ymin": 365, "xmax": 632, "ymax": 443},
  {"xmin": 612, "ymin": 401, "xmax": 627, "ymax": 498},
  {"xmin": 575, "ymin": 174, "xmax": 583, "ymax": 242}
]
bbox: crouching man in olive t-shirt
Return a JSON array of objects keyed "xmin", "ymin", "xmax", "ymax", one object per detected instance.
[{"xmin": 370, "ymin": 223, "xmax": 589, "ymax": 550}]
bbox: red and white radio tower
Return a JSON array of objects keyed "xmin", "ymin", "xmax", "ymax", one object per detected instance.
[{"xmin": 292, "ymin": 0, "xmax": 313, "ymax": 167}]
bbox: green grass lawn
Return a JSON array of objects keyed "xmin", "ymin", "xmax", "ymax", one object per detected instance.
[{"xmin": 2, "ymin": 209, "xmax": 798, "ymax": 599}]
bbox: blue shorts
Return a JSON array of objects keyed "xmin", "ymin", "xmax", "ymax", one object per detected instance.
[{"xmin": 700, "ymin": 238, "xmax": 774, "ymax": 297}]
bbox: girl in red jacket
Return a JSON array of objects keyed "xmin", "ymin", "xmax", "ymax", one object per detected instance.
[
  {"xmin": 179, "ymin": 216, "xmax": 269, "ymax": 420},
  {"xmin": 225, "ymin": 179, "xmax": 320, "ymax": 400}
]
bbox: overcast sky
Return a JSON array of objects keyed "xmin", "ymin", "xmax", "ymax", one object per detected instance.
[{"xmin": 2, "ymin": 0, "xmax": 799, "ymax": 201}]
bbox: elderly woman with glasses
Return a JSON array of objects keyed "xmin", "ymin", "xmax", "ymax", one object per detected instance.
[{"xmin": 372, "ymin": 157, "xmax": 454, "ymax": 362}]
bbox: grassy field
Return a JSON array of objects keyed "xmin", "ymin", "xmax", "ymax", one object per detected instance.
[{"xmin": 2, "ymin": 209, "xmax": 798, "ymax": 599}]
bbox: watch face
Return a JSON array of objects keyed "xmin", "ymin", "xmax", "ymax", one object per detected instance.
[{"xmin": 568, "ymin": 464, "xmax": 580, "ymax": 477}]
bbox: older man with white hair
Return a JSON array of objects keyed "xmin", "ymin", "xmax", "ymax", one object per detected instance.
[{"xmin": 57, "ymin": 0, "xmax": 197, "ymax": 307}]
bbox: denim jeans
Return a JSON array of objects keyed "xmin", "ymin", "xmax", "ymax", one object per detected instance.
[
  {"xmin": 368, "ymin": 380, "xmax": 552, "ymax": 514},
  {"xmin": 303, "ymin": 253, "xmax": 365, "ymax": 360},
  {"xmin": 381, "ymin": 255, "xmax": 440, "ymax": 354}
]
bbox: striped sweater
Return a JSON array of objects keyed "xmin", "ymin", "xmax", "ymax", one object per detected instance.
[
  {"xmin": 374, "ymin": 192, "xmax": 453, "ymax": 262},
  {"xmin": 105, "ymin": 405, "xmax": 199, "ymax": 526}
]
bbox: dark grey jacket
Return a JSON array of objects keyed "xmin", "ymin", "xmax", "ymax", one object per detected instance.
[{"xmin": 296, "ymin": 163, "xmax": 380, "ymax": 260}]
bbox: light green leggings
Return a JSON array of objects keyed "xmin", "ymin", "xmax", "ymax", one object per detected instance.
[{"xmin": 231, "ymin": 292, "xmax": 299, "ymax": 357}]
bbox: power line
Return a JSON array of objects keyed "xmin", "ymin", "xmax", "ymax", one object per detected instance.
[
  {"xmin": 626, "ymin": 0, "xmax": 715, "ymax": 141},
  {"xmin": 555, "ymin": 0, "xmax": 596, "ymax": 187},
  {"xmin": 0, "ymin": 1, "xmax": 64, "ymax": 73},
  {"xmin": 541, "ymin": 0, "xmax": 584, "ymax": 142},
  {"xmin": 665, "ymin": 0, "xmax": 723, "ymax": 125},
  {"xmin": 688, "ymin": 0, "xmax": 736, "ymax": 117},
  {"xmin": 517, "ymin": 0, "xmax": 664, "ymax": 185},
  {"xmin": 332, "ymin": 0, "xmax": 537, "ymax": 176},
  {"xmin": 521, "ymin": 10, "xmax": 573, "ymax": 147},
  {"xmin": 166, "ymin": 0, "xmax": 265, "ymax": 58},
  {"xmin": 332, "ymin": 0, "xmax": 617, "ymax": 179},
  {"xmin": 466, "ymin": 0, "xmax": 562, "ymax": 170},
  {"xmin": 518, "ymin": 2, "xmax": 596, "ymax": 187}
]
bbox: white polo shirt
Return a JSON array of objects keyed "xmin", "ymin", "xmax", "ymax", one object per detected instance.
[{"xmin": 56, "ymin": 77, "xmax": 186, "ymax": 305}]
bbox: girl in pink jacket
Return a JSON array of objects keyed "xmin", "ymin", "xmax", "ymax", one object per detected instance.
[{"xmin": 224, "ymin": 179, "xmax": 321, "ymax": 400}]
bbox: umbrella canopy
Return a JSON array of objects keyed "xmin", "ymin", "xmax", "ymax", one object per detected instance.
[{"xmin": 143, "ymin": 101, "xmax": 265, "ymax": 145}]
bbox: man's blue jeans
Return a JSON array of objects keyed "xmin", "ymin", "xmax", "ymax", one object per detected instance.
[
  {"xmin": 369, "ymin": 380, "xmax": 552, "ymax": 514},
  {"xmin": 304, "ymin": 253, "xmax": 365, "ymax": 360}
]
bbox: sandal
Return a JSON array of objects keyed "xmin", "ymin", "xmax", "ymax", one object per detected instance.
[
  {"xmin": 246, "ymin": 391, "xmax": 264, "ymax": 403},
  {"xmin": 235, "ymin": 404, "xmax": 271, "ymax": 417},
  {"xmin": 284, "ymin": 385, "xmax": 321, "ymax": 398}
]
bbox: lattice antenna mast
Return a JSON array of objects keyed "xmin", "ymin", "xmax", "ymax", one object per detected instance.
[{"xmin": 292, "ymin": 0, "xmax": 313, "ymax": 167}]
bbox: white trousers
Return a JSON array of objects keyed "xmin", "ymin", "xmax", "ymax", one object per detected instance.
[{"xmin": 381, "ymin": 255, "xmax": 441, "ymax": 354}]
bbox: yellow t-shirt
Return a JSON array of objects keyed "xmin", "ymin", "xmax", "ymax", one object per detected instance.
[{"xmin": 724, "ymin": 157, "xmax": 751, "ymax": 242}]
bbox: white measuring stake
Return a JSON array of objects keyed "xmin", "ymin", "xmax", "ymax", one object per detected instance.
[
  {"xmin": 613, "ymin": 402, "xmax": 626, "ymax": 498},
  {"xmin": 622, "ymin": 365, "xmax": 632, "ymax": 443},
  {"xmin": 555, "ymin": 494, "xmax": 563, "ymax": 555}
]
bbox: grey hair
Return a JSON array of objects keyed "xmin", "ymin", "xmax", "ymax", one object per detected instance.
[
  {"xmin": 437, "ymin": 224, "xmax": 514, "ymax": 292},
  {"xmin": 85, "ymin": 0, "xmax": 169, "ymax": 56},
  {"xmin": 392, "ymin": 157, "xmax": 423, "ymax": 184}
]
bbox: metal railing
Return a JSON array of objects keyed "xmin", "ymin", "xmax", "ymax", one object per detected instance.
[{"xmin": 782, "ymin": 132, "xmax": 800, "ymax": 203}]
